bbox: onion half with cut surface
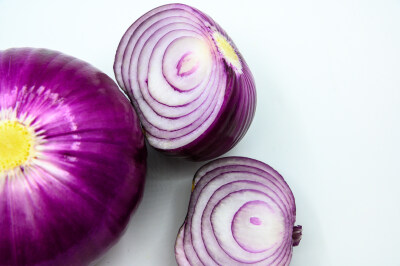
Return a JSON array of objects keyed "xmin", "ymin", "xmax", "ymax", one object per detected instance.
[
  {"xmin": 114, "ymin": 3, "xmax": 256, "ymax": 161},
  {"xmin": 175, "ymin": 157, "xmax": 302, "ymax": 265},
  {"xmin": 0, "ymin": 48, "xmax": 146, "ymax": 266}
]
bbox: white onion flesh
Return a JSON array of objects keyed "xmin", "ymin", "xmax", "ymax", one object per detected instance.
[
  {"xmin": 114, "ymin": 4, "xmax": 256, "ymax": 160},
  {"xmin": 175, "ymin": 157, "xmax": 302, "ymax": 265}
]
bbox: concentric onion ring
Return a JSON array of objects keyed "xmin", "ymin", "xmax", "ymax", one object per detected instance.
[
  {"xmin": 175, "ymin": 157, "xmax": 302, "ymax": 265},
  {"xmin": 114, "ymin": 3, "xmax": 256, "ymax": 160}
]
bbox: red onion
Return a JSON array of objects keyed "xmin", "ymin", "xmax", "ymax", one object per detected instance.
[
  {"xmin": 0, "ymin": 48, "xmax": 146, "ymax": 265},
  {"xmin": 175, "ymin": 157, "xmax": 302, "ymax": 265},
  {"xmin": 114, "ymin": 3, "xmax": 256, "ymax": 161}
]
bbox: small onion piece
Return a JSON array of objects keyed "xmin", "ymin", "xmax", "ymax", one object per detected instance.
[
  {"xmin": 0, "ymin": 48, "xmax": 146, "ymax": 265},
  {"xmin": 175, "ymin": 157, "xmax": 302, "ymax": 265},
  {"xmin": 114, "ymin": 3, "xmax": 256, "ymax": 161}
]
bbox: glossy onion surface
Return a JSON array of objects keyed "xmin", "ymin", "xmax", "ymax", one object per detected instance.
[
  {"xmin": 175, "ymin": 157, "xmax": 302, "ymax": 265},
  {"xmin": 114, "ymin": 3, "xmax": 256, "ymax": 161},
  {"xmin": 0, "ymin": 48, "xmax": 146, "ymax": 266}
]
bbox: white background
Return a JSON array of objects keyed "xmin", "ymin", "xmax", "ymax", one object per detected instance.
[{"xmin": 1, "ymin": 0, "xmax": 400, "ymax": 265}]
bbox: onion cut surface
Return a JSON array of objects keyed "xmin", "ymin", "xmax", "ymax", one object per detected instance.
[
  {"xmin": 175, "ymin": 157, "xmax": 302, "ymax": 265},
  {"xmin": 114, "ymin": 3, "xmax": 256, "ymax": 160},
  {"xmin": 0, "ymin": 48, "xmax": 146, "ymax": 266}
]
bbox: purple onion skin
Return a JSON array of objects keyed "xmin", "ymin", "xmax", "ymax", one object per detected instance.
[
  {"xmin": 114, "ymin": 4, "xmax": 256, "ymax": 161},
  {"xmin": 0, "ymin": 48, "xmax": 146, "ymax": 266}
]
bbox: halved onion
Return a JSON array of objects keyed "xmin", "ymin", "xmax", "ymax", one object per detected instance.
[
  {"xmin": 175, "ymin": 157, "xmax": 302, "ymax": 265},
  {"xmin": 0, "ymin": 48, "xmax": 146, "ymax": 265},
  {"xmin": 114, "ymin": 3, "xmax": 256, "ymax": 161}
]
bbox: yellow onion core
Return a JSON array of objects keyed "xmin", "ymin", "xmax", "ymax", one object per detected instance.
[
  {"xmin": 213, "ymin": 31, "xmax": 242, "ymax": 72},
  {"xmin": 0, "ymin": 120, "xmax": 34, "ymax": 172}
]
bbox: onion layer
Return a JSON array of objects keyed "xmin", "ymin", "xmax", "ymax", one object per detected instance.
[
  {"xmin": 114, "ymin": 3, "xmax": 256, "ymax": 161},
  {"xmin": 175, "ymin": 157, "xmax": 302, "ymax": 265},
  {"xmin": 0, "ymin": 48, "xmax": 146, "ymax": 266}
]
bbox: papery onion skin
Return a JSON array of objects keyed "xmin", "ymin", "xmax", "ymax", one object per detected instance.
[
  {"xmin": 175, "ymin": 157, "xmax": 302, "ymax": 266},
  {"xmin": 114, "ymin": 3, "xmax": 256, "ymax": 161},
  {"xmin": 0, "ymin": 48, "xmax": 146, "ymax": 266}
]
